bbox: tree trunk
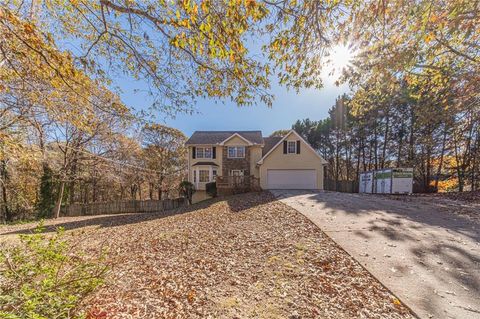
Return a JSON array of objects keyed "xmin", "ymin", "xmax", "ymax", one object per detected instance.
[
  {"xmin": 130, "ymin": 184, "xmax": 137, "ymax": 200},
  {"xmin": 92, "ymin": 178, "xmax": 97, "ymax": 202},
  {"xmin": 83, "ymin": 184, "xmax": 89, "ymax": 204},
  {"xmin": 408, "ymin": 106, "xmax": 416, "ymax": 166},
  {"xmin": 368, "ymin": 141, "xmax": 373, "ymax": 171},
  {"xmin": 149, "ymin": 182, "xmax": 154, "ymax": 200},
  {"xmin": 355, "ymin": 140, "xmax": 361, "ymax": 180},
  {"xmin": 334, "ymin": 131, "xmax": 340, "ymax": 188},
  {"xmin": 158, "ymin": 174, "xmax": 164, "ymax": 200},
  {"xmin": 396, "ymin": 126, "xmax": 404, "ymax": 168},
  {"xmin": 425, "ymin": 145, "xmax": 432, "ymax": 192},
  {"xmin": 69, "ymin": 159, "xmax": 77, "ymax": 204},
  {"xmin": 373, "ymin": 119, "xmax": 378, "ymax": 170},
  {"xmin": 362, "ymin": 137, "xmax": 367, "ymax": 171},
  {"xmin": 472, "ymin": 149, "xmax": 477, "ymax": 191},
  {"xmin": 345, "ymin": 133, "xmax": 352, "ymax": 180},
  {"xmin": 453, "ymin": 133, "xmax": 464, "ymax": 192},
  {"xmin": 381, "ymin": 113, "xmax": 390, "ymax": 169},
  {"xmin": 53, "ymin": 181, "xmax": 65, "ymax": 219},
  {"xmin": 434, "ymin": 127, "xmax": 448, "ymax": 191},
  {"xmin": 0, "ymin": 159, "xmax": 11, "ymax": 222},
  {"xmin": 471, "ymin": 132, "xmax": 479, "ymax": 191}
]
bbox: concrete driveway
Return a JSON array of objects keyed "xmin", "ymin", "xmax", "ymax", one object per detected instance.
[{"xmin": 271, "ymin": 190, "xmax": 480, "ymax": 319}]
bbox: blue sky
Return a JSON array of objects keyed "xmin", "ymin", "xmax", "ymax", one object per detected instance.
[
  {"xmin": 167, "ymin": 80, "xmax": 348, "ymax": 137},
  {"xmin": 119, "ymin": 77, "xmax": 349, "ymax": 137},
  {"xmin": 119, "ymin": 72, "xmax": 350, "ymax": 137},
  {"xmin": 116, "ymin": 46, "xmax": 353, "ymax": 137}
]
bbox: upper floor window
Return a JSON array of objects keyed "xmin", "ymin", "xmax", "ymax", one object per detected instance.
[
  {"xmin": 287, "ymin": 141, "xmax": 297, "ymax": 154},
  {"xmin": 228, "ymin": 146, "xmax": 245, "ymax": 158},
  {"xmin": 196, "ymin": 147, "xmax": 212, "ymax": 159}
]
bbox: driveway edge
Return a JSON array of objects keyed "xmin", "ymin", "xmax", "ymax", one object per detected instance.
[{"xmin": 273, "ymin": 193, "xmax": 420, "ymax": 319}]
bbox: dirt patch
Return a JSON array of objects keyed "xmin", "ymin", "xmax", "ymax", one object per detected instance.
[{"xmin": 1, "ymin": 192, "xmax": 414, "ymax": 318}]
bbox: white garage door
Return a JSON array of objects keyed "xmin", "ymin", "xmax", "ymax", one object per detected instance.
[{"xmin": 267, "ymin": 169, "xmax": 317, "ymax": 189}]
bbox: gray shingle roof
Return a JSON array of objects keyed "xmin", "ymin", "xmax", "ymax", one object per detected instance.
[
  {"xmin": 262, "ymin": 136, "xmax": 283, "ymax": 156},
  {"xmin": 185, "ymin": 131, "xmax": 264, "ymax": 145}
]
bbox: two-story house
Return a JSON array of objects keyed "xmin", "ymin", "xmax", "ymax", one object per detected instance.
[{"xmin": 185, "ymin": 130, "xmax": 328, "ymax": 194}]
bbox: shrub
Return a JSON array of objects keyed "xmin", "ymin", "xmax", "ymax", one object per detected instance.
[
  {"xmin": 205, "ymin": 182, "xmax": 217, "ymax": 197},
  {"xmin": 0, "ymin": 223, "xmax": 108, "ymax": 319},
  {"xmin": 179, "ymin": 181, "xmax": 195, "ymax": 204},
  {"xmin": 37, "ymin": 164, "xmax": 56, "ymax": 219}
]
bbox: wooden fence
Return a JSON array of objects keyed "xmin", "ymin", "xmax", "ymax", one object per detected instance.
[
  {"xmin": 61, "ymin": 198, "xmax": 186, "ymax": 217},
  {"xmin": 324, "ymin": 179, "xmax": 359, "ymax": 193}
]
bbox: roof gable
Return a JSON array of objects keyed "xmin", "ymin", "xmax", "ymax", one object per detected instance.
[
  {"xmin": 262, "ymin": 136, "xmax": 283, "ymax": 156},
  {"xmin": 219, "ymin": 133, "xmax": 253, "ymax": 145},
  {"xmin": 257, "ymin": 130, "xmax": 328, "ymax": 164}
]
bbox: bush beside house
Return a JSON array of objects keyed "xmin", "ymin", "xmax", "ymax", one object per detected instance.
[{"xmin": 205, "ymin": 182, "xmax": 217, "ymax": 197}]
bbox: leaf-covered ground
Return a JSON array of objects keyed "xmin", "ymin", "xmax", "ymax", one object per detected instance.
[
  {"xmin": 388, "ymin": 191, "xmax": 480, "ymax": 222},
  {"xmin": 1, "ymin": 192, "xmax": 414, "ymax": 318}
]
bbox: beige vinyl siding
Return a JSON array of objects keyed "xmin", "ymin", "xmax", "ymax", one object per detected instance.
[
  {"xmin": 259, "ymin": 135, "xmax": 324, "ymax": 190},
  {"xmin": 249, "ymin": 145, "xmax": 262, "ymax": 178},
  {"xmin": 223, "ymin": 135, "xmax": 250, "ymax": 146}
]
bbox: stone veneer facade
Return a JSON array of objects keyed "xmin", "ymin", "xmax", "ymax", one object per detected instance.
[{"xmin": 222, "ymin": 146, "xmax": 251, "ymax": 176}]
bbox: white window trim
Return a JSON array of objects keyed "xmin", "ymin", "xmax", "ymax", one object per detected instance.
[
  {"xmin": 193, "ymin": 166, "xmax": 216, "ymax": 185},
  {"xmin": 227, "ymin": 146, "xmax": 245, "ymax": 158},
  {"xmin": 287, "ymin": 141, "xmax": 297, "ymax": 154},
  {"xmin": 230, "ymin": 169, "xmax": 244, "ymax": 176},
  {"xmin": 196, "ymin": 147, "xmax": 212, "ymax": 159},
  {"xmin": 198, "ymin": 169, "xmax": 210, "ymax": 183}
]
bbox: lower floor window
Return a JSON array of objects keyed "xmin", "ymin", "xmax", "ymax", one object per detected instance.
[
  {"xmin": 199, "ymin": 170, "xmax": 210, "ymax": 182},
  {"xmin": 212, "ymin": 169, "xmax": 217, "ymax": 181}
]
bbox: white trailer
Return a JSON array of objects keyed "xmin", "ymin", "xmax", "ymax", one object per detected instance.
[
  {"xmin": 375, "ymin": 169, "xmax": 392, "ymax": 194},
  {"xmin": 359, "ymin": 168, "xmax": 413, "ymax": 194},
  {"xmin": 391, "ymin": 168, "xmax": 413, "ymax": 194},
  {"xmin": 359, "ymin": 171, "xmax": 375, "ymax": 193}
]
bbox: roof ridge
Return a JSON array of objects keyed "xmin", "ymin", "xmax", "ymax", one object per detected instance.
[
  {"xmin": 193, "ymin": 130, "xmax": 262, "ymax": 133},
  {"xmin": 186, "ymin": 130, "xmax": 264, "ymax": 145}
]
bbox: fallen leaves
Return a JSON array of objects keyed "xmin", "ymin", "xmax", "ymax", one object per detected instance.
[
  {"xmin": 388, "ymin": 191, "xmax": 480, "ymax": 222},
  {"xmin": 1, "ymin": 192, "xmax": 415, "ymax": 318}
]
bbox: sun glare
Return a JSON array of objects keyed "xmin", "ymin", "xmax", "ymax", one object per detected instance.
[{"xmin": 324, "ymin": 45, "xmax": 355, "ymax": 80}]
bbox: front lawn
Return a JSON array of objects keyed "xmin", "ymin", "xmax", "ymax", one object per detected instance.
[{"xmin": 1, "ymin": 192, "xmax": 413, "ymax": 318}]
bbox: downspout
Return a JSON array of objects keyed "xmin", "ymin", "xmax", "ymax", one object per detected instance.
[{"xmin": 187, "ymin": 146, "xmax": 190, "ymax": 183}]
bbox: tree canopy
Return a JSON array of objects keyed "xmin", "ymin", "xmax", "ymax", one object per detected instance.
[{"xmin": 1, "ymin": 0, "xmax": 479, "ymax": 221}]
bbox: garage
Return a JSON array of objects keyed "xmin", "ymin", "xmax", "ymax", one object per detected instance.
[{"xmin": 266, "ymin": 169, "xmax": 317, "ymax": 189}]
